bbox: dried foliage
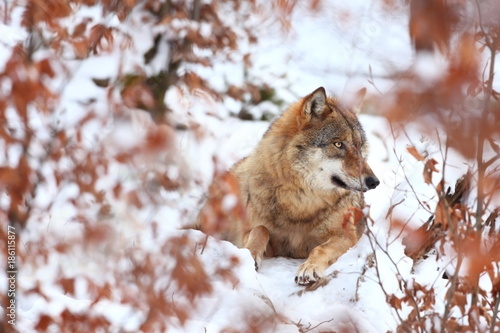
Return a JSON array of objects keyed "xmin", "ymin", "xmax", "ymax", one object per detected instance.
[
  {"xmin": 198, "ymin": 170, "xmax": 246, "ymax": 238},
  {"xmin": 376, "ymin": 0, "xmax": 500, "ymax": 331},
  {"xmin": 2, "ymin": 0, "xmax": 500, "ymax": 331},
  {"xmin": 0, "ymin": 0, "xmax": 271, "ymax": 332},
  {"xmin": 271, "ymin": 2, "xmax": 499, "ymax": 329}
]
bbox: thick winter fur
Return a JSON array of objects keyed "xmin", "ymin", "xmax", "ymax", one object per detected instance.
[{"xmin": 205, "ymin": 87, "xmax": 379, "ymax": 285}]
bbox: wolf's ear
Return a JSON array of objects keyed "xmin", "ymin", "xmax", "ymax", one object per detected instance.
[
  {"xmin": 304, "ymin": 87, "xmax": 327, "ymax": 120},
  {"xmin": 351, "ymin": 87, "xmax": 366, "ymax": 115}
]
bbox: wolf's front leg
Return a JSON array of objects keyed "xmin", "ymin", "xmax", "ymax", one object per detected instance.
[
  {"xmin": 295, "ymin": 237, "xmax": 354, "ymax": 285},
  {"xmin": 243, "ymin": 225, "xmax": 270, "ymax": 270}
]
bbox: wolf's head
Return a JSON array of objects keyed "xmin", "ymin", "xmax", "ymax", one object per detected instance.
[{"xmin": 287, "ymin": 87, "xmax": 379, "ymax": 193}]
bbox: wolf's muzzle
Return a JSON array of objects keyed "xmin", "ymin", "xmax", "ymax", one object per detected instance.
[{"xmin": 365, "ymin": 176, "xmax": 380, "ymax": 190}]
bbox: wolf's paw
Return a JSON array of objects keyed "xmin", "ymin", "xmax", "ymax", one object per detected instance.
[
  {"xmin": 249, "ymin": 250, "xmax": 263, "ymax": 271},
  {"xmin": 295, "ymin": 262, "xmax": 325, "ymax": 285}
]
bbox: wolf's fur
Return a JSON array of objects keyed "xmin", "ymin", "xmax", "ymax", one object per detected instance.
[{"xmin": 202, "ymin": 87, "xmax": 379, "ymax": 285}]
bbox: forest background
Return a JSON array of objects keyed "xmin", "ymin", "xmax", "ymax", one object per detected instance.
[{"xmin": 1, "ymin": 0, "xmax": 500, "ymax": 332}]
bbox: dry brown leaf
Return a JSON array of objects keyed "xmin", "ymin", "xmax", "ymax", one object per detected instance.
[
  {"xmin": 407, "ymin": 145, "xmax": 425, "ymax": 161},
  {"xmin": 423, "ymin": 158, "xmax": 439, "ymax": 185}
]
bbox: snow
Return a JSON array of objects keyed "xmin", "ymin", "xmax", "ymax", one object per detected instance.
[{"xmin": 1, "ymin": 1, "xmax": 499, "ymax": 332}]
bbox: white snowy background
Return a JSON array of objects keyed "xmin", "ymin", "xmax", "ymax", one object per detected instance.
[{"xmin": 1, "ymin": 1, "xmax": 498, "ymax": 332}]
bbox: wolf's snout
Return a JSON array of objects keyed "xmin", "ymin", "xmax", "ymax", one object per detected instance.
[{"xmin": 365, "ymin": 176, "xmax": 380, "ymax": 190}]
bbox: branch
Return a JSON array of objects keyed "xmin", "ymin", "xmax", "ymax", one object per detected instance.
[
  {"xmin": 365, "ymin": 220, "xmax": 408, "ymax": 327},
  {"xmin": 191, "ymin": 0, "xmax": 201, "ymax": 21},
  {"xmin": 474, "ymin": 0, "xmax": 498, "ymax": 231},
  {"xmin": 484, "ymin": 153, "xmax": 500, "ymax": 169},
  {"xmin": 474, "ymin": 0, "xmax": 493, "ymax": 49},
  {"xmin": 298, "ymin": 318, "xmax": 335, "ymax": 333},
  {"xmin": 490, "ymin": 295, "xmax": 500, "ymax": 333}
]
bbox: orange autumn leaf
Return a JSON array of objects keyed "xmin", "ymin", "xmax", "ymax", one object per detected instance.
[
  {"xmin": 423, "ymin": 158, "xmax": 439, "ymax": 184},
  {"xmin": 407, "ymin": 145, "xmax": 425, "ymax": 161}
]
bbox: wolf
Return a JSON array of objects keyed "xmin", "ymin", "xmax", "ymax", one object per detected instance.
[{"xmin": 200, "ymin": 87, "xmax": 379, "ymax": 285}]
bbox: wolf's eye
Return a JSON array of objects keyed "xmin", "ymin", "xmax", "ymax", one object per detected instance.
[{"xmin": 333, "ymin": 142, "xmax": 343, "ymax": 149}]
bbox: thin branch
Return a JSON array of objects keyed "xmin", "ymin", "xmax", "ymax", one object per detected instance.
[
  {"xmin": 439, "ymin": 250, "xmax": 465, "ymax": 333},
  {"xmin": 365, "ymin": 221, "xmax": 408, "ymax": 327},
  {"xmin": 390, "ymin": 125, "xmax": 434, "ymax": 215},
  {"xmin": 474, "ymin": 0, "xmax": 498, "ymax": 231},
  {"xmin": 474, "ymin": 0, "xmax": 493, "ymax": 49},
  {"xmin": 298, "ymin": 318, "xmax": 335, "ymax": 333},
  {"xmin": 484, "ymin": 154, "xmax": 500, "ymax": 169},
  {"xmin": 191, "ymin": 0, "xmax": 201, "ymax": 21},
  {"xmin": 490, "ymin": 294, "xmax": 500, "ymax": 333}
]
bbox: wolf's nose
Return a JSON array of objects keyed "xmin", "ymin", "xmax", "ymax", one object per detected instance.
[{"xmin": 365, "ymin": 176, "xmax": 380, "ymax": 189}]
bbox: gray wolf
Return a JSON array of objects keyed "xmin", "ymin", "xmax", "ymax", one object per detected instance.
[{"xmin": 199, "ymin": 87, "xmax": 379, "ymax": 285}]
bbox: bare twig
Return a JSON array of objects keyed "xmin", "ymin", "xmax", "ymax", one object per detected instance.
[
  {"xmin": 474, "ymin": 0, "xmax": 498, "ymax": 231},
  {"xmin": 490, "ymin": 294, "xmax": 500, "ymax": 333},
  {"xmin": 365, "ymin": 221, "xmax": 408, "ymax": 328},
  {"xmin": 298, "ymin": 317, "xmax": 335, "ymax": 333}
]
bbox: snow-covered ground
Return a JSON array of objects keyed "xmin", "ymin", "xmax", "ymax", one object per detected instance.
[{"xmin": 1, "ymin": 1, "xmax": 497, "ymax": 332}]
